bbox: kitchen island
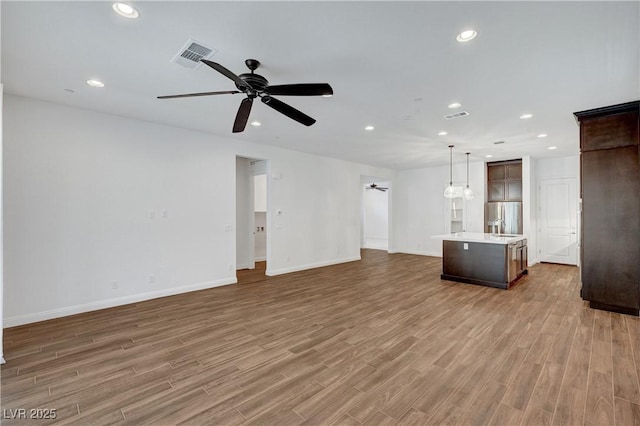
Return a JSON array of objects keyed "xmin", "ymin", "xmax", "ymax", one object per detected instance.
[{"xmin": 432, "ymin": 232, "xmax": 528, "ymax": 289}]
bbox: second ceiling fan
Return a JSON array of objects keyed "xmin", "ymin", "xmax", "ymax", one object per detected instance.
[
  {"xmin": 158, "ymin": 59, "xmax": 333, "ymax": 133},
  {"xmin": 366, "ymin": 183, "xmax": 389, "ymax": 192}
]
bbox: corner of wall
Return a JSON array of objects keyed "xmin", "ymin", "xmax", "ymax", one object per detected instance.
[{"xmin": 1, "ymin": 83, "xmax": 5, "ymax": 363}]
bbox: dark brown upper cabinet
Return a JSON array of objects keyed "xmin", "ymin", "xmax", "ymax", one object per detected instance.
[{"xmin": 487, "ymin": 160, "xmax": 522, "ymax": 202}]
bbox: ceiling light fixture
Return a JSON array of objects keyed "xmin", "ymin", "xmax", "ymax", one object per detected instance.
[
  {"xmin": 537, "ymin": 133, "xmax": 548, "ymax": 138},
  {"xmin": 485, "ymin": 154, "xmax": 493, "ymax": 158},
  {"xmin": 463, "ymin": 152, "xmax": 474, "ymax": 200},
  {"xmin": 548, "ymin": 146, "xmax": 558, "ymax": 150},
  {"xmin": 448, "ymin": 102, "xmax": 462, "ymax": 109},
  {"xmin": 520, "ymin": 113, "xmax": 533, "ymax": 119},
  {"xmin": 444, "ymin": 145, "xmax": 461, "ymax": 199},
  {"xmin": 250, "ymin": 121, "xmax": 261, "ymax": 127},
  {"xmin": 365, "ymin": 125, "xmax": 375, "ymax": 131},
  {"xmin": 112, "ymin": 2, "xmax": 139, "ymax": 19},
  {"xmin": 321, "ymin": 94, "xmax": 333, "ymax": 98},
  {"xmin": 86, "ymin": 79, "xmax": 105, "ymax": 88},
  {"xmin": 456, "ymin": 29, "xmax": 477, "ymax": 43},
  {"xmin": 438, "ymin": 131, "xmax": 448, "ymax": 136}
]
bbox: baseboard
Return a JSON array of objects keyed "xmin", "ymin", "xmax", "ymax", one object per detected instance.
[
  {"xmin": 4, "ymin": 276, "xmax": 238, "ymax": 328},
  {"xmin": 362, "ymin": 245, "xmax": 389, "ymax": 251},
  {"xmin": 236, "ymin": 263, "xmax": 248, "ymax": 270},
  {"xmin": 394, "ymin": 249, "xmax": 442, "ymax": 257},
  {"xmin": 266, "ymin": 256, "xmax": 361, "ymax": 276},
  {"xmin": 255, "ymin": 256, "xmax": 266, "ymax": 262}
]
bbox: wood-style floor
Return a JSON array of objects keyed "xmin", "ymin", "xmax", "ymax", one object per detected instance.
[
  {"xmin": 237, "ymin": 261, "xmax": 267, "ymax": 285},
  {"xmin": 2, "ymin": 250, "xmax": 640, "ymax": 425}
]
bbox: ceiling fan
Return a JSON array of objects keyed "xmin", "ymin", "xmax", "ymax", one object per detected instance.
[
  {"xmin": 366, "ymin": 183, "xmax": 389, "ymax": 192},
  {"xmin": 158, "ymin": 59, "xmax": 333, "ymax": 133}
]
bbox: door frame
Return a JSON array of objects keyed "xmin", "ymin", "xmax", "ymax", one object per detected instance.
[{"xmin": 236, "ymin": 157, "xmax": 270, "ymax": 273}]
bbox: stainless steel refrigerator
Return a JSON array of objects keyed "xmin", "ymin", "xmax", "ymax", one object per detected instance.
[{"xmin": 485, "ymin": 202, "xmax": 523, "ymax": 234}]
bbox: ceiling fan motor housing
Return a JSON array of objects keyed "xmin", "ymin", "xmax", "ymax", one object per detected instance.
[{"xmin": 238, "ymin": 73, "xmax": 269, "ymax": 92}]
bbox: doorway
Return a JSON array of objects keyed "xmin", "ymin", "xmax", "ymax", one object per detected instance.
[
  {"xmin": 236, "ymin": 157, "xmax": 269, "ymax": 283},
  {"xmin": 361, "ymin": 177, "xmax": 390, "ymax": 251},
  {"xmin": 538, "ymin": 177, "xmax": 578, "ymax": 265}
]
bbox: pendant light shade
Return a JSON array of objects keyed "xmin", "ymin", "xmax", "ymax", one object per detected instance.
[
  {"xmin": 444, "ymin": 145, "xmax": 457, "ymax": 198},
  {"xmin": 463, "ymin": 152, "xmax": 474, "ymax": 200}
]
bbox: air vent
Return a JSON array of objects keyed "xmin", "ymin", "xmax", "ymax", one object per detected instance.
[
  {"xmin": 444, "ymin": 111, "xmax": 470, "ymax": 120},
  {"xmin": 171, "ymin": 39, "xmax": 217, "ymax": 70}
]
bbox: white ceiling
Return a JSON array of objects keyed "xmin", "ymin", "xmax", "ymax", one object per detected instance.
[{"xmin": 2, "ymin": 1, "xmax": 638, "ymax": 169}]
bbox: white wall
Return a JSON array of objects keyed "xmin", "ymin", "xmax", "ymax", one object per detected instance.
[
  {"xmin": 363, "ymin": 182, "xmax": 389, "ymax": 250},
  {"xmin": 254, "ymin": 174, "xmax": 267, "ymax": 212},
  {"xmin": 254, "ymin": 212, "xmax": 267, "ymax": 261},
  {"xmin": 236, "ymin": 157, "xmax": 252, "ymax": 270},
  {"xmin": 254, "ymin": 174, "xmax": 267, "ymax": 261},
  {"xmin": 523, "ymin": 156, "xmax": 538, "ymax": 265},
  {"xmin": 391, "ymin": 160, "xmax": 485, "ymax": 256},
  {"xmin": 3, "ymin": 95, "xmax": 392, "ymax": 326},
  {"xmin": 536, "ymin": 155, "xmax": 580, "ymax": 182},
  {"xmin": 0, "ymin": 83, "xmax": 5, "ymax": 363},
  {"xmin": 0, "ymin": 5, "xmax": 5, "ymax": 364}
]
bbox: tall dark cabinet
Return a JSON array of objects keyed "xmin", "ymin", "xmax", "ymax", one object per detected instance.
[{"xmin": 574, "ymin": 101, "xmax": 640, "ymax": 316}]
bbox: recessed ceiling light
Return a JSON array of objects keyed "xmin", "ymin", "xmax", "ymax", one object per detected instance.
[
  {"xmin": 485, "ymin": 154, "xmax": 493, "ymax": 158},
  {"xmin": 112, "ymin": 3, "xmax": 139, "ymax": 19},
  {"xmin": 448, "ymin": 102, "xmax": 461, "ymax": 109},
  {"xmin": 537, "ymin": 133, "xmax": 548, "ymax": 138},
  {"xmin": 321, "ymin": 94, "xmax": 333, "ymax": 98},
  {"xmin": 520, "ymin": 113, "xmax": 533, "ymax": 119},
  {"xmin": 86, "ymin": 79, "xmax": 105, "ymax": 88},
  {"xmin": 548, "ymin": 146, "xmax": 558, "ymax": 150},
  {"xmin": 456, "ymin": 29, "xmax": 477, "ymax": 43},
  {"xmin": 365, "ymin": 125, "xmax": 375, "ymax": 131},
  {"xmin": 250, "ymin": 121, "xmax": 261, "ymax": 127},
  {"xmin": 438, "ymin": 131, "xmax": 448, "ymax": 136}
]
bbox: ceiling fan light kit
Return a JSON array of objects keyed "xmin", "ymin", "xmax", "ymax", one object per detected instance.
[{"xmin": 158, "ymin": 58, "xmax": 333, "ymax": 133}]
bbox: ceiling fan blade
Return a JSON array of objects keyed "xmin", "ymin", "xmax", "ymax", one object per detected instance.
[
  {"xmin": 157, "ymin": 90, "xmax": 240, "ymax": 99},
  {"xmin": 233, "ymin": 98, "xmax": 253, "ymax": 133},
  {"xmin": 201, "ymin": 60, "xmax": 252, "ymax": 90},
  {"xmin": 265, "ymin": 83, "xmax": 333, "ymax": 97},
  {"xmin": 376, "ymin": 188, "xmax": 388, "ymax": 192},
  {"xmin": 261, "ymin": 96, "xmax": 316, "ymax": 126}
]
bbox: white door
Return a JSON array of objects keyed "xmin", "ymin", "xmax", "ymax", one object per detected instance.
[{"xmin": 539, "ymin": 178, "xmax": 578, "ymax": 265}]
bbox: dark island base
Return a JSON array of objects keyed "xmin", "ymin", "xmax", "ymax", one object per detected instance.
[
  {"xmin": 441, "ymin": 270, "xmax": 528, "ymax": 290},
  {"xmin": 589, "ymin": 301, "xmax": 639, "ymax": 317}
]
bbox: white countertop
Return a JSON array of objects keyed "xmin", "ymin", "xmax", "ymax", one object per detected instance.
[{"xmin": 431, "ymin": 232, "xmax": 527, "ymax": 244}]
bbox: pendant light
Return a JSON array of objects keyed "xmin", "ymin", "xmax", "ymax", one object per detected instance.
[
  {"xmin": 463, "ymin": 152, "xmax": 474, "ymax": 200},
  {"xmin": 444, "ymin": 145, "xmax": 458, "ymax": 198}
]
